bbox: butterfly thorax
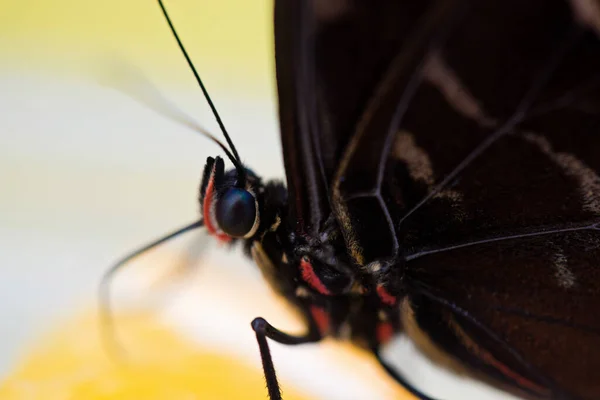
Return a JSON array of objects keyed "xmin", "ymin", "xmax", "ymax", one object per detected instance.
[
  {"xmin": 199, "ymin": 157, "xmax": 403, "ymax": 348},
  {"xmin": 252, "ymin": 214, "xmax": 404, "ymax": 348}
]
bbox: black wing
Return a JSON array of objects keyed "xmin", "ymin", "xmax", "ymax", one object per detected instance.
[
  {"xmin": 275, "ymin": 0, "xmax": 327, "ymax": 235},
  {"xmin": 406, "ymin": 229, "xmax": 600, "ymax": 399},
  {"xmin": 322, "ymin": 0, "xmax": 600, "ymax": 398},
  {"xmin": 401, "ymin": 20, "xmax": 600, "ymax": 400},
  {"xmin": 394, "ymin": 1, "xmax": 600, "ymax": 398},
  {"xmin": 274, "ymin": 0, "xmax": 434, "ymax": 236},
  {"xmin": 331, "ymin": 0, "xmax": 471, "ymax": 266}
]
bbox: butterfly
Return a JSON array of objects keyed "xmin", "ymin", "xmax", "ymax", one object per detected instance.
[{"xmin": 101, "ymin": 0, "xmax": 600, "ymax": 399}]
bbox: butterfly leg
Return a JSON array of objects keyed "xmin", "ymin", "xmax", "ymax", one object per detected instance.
[{"xmin": 251, "ymin": 317, "xmax": 321, "ymax": 400}]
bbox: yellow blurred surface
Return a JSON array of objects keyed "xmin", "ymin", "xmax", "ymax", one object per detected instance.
[
  {"xmin": 0, "ymin": 311, "xmax": 311, "ymax": 400},
  {"xmin": 0, "ymin": 0, "xmax": 273, "ymax": 93}
]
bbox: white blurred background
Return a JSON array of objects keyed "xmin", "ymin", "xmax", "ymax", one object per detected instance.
[{"xmin": 0, "ymin": 0, "xmax": 281, "ymax": 380}]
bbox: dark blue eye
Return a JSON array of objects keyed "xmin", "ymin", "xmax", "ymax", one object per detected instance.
[{"xmin": 215, "ymin": 188, "xmax": 258, "ymax": 238}]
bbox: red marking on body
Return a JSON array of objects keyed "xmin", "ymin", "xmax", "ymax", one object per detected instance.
[
  {"xmin": 202, "ymin": 167, "xmax": 231, "ymax": 243},
  {"xmin": 376, "ymin": 322, "xmax": 394, "ymax": 344},
  {"xmin": 376, "ymin": 285, "xmax": 397, "ymax": 306},
  {"xmin": 300, "ymin": 257, "xmax": 331, "ymax": 295},
  {"xmin": 310, "ymin": 305, "xmax": 329, "ymax": 336}
]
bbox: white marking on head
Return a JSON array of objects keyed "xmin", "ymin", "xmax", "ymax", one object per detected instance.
[{"xmin": 243, "ymin": 186, "xmax": 261, "ymax": 239}]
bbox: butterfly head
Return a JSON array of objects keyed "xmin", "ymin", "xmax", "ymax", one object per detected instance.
[{"xmin": 199, "ymin": 156, "xmax": 265, "ymax": 243}]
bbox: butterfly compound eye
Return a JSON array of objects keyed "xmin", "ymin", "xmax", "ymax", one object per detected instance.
[{"xmin": 216, "ymin": 188, "xmax": 258, "ymax": 238}]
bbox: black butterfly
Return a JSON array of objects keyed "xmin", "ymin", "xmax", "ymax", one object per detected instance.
[{"xmin": 101, "ymin": 0, "xmax": 600, "ymax": 399}]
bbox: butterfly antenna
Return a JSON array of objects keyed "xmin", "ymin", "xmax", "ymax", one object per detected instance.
[
  {"xmin": 98, "ymin": 59, "xmax": 243, "ymax": 170},
  {"xmin": 157, "ymin": 0, "xmax": 246, "ymax": 184},
  {"xmin": 99, "ymin": 219, "xmax": 204, "ymax": 360}
]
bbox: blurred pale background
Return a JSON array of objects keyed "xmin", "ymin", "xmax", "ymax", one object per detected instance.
[{"xmin": 0, "ymin": 1, "xmax": 518, "ymax": 399}]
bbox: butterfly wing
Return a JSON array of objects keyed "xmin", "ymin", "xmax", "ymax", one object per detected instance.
[
  {"xmin": 330, "ymin": 0, "xmax": 471, "ymax": 265},
  {"xmin": 274, "ymin": 0, "xmax": 433, "ymax": 235},
  {"xmin": 394, "ymin": 2, "xmax": 600, "ymax": 398},
  {"xmin": 406, "ymin": 230, "xmax": 600, "ymax": 399},
  {"xmin": 274, "ymin": 0, "xmax": 328, "ymax": 234},
  {"xmin": 276, "ymin": 0, "xmax": 600, "ymax": 398},
  {"xmin": 324, "ymin": 0, "xmax": 600, "ymax": 398}
]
